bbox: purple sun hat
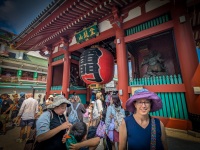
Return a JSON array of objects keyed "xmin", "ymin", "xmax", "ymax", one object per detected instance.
[{"xmin": 126, "ymin": 88, "xmax": 162, "ymax": 113}]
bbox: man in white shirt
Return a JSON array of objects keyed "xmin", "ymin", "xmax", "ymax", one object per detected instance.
[{"xmin": 16, "ymin": 93, "xmax": 38, "ymax": 143}]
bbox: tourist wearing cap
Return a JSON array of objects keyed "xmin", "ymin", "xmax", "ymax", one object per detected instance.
[
  {"xmin": 36, "ymin": 95, "xmax": 72, "ymax": 150},
  {"xmin": 46, "ymin": 95, "xmax": 54, "ymax": 106},
  {"xmin": 18, "ymin": 92, "xmax": 26, "ymax": 109},
  {"xmin": 119, "ymin": 89, "xmax": 168, "ymax": 150}
]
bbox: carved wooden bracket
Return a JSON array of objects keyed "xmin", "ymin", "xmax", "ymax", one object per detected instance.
[
  {"xmin": 39, "ymin": 45, "xmax": 52, "ymax": 57},
  {"xmin": 59, "ymin": 37, "xmax": 71, "ymax": 51},
  {"xmin": 109, "ymin": 6, "xmax": 123, "ymax": 30}
]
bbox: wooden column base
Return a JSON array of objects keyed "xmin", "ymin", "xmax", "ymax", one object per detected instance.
[{"xmin": 153, "ymin": 116, "xmax": 192, "ymax": 130}]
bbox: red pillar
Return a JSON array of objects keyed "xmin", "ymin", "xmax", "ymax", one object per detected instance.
[
  {"xmin": 171, "ymin": 1, "xmax": 199, "ymax": 131},
  {"xmin": 44, "ymin": 46, "xmax": 52, "ymax": 99},
  {"xmin": 111, "ymin": 7, "xmax": 129, "ymax": 108},
  {"xmin": 60, "ymin": 37, "xmax": 71, "ymax": 98}
]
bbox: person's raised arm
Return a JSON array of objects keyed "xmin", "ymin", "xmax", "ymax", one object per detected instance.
[
  {"xmin": 4, "ymin": 102, "xmax": 13, "ymax": 114},
  {"xmin": 160, "ymin": 121, "xmax": 168, "ymax": 150},
  {"xmin": 37, "ymin": 121, "xmax": 71, "ymax": 142},
  {"xmin": 36, "ymin": 112, "xmax": 72, "ymax": 142},
  {"xmin": 119, "ymin": 119, "xmax": 127, "ymax": 150},
  {"xmin": 69, "ymin": 137, "xmax": 100, "ymax": 150}
]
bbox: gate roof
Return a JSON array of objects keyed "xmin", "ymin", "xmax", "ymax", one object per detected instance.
[{"xmin": 13, "ymin": 0, "xmax": 141, "ymax": 50}]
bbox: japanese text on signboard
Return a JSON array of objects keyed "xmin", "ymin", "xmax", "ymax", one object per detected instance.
[{"xmin": 75, "ymin": 23, "xmax": 99, "ymax": 43}]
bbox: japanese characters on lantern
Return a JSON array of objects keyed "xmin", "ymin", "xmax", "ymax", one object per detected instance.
[{"xmin": 79, "ymin": 47, "xmax": 114, "ymax": 84}]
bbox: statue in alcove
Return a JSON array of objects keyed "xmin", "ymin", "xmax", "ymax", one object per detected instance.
[{"xmin": 141, "ymin": 51, "xmax": 167, "ymax": 77}]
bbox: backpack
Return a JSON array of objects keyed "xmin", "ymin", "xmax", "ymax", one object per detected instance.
[
  {"xmin": 83, "ymin": 108, "xmax": 89, "ymax": 118},
  {"xmin": 114, "ymin": 108, "xmax": 125, "ymax": 132},
  {"xmin": 68, "ymin": 103, "xmax": 80, "ymax": 124},
  {"xmin": 105, "ymin": 95, "xmax": 111, "ymax": 103},
  {"xmin": 24, "ymin": 110, "xmax": 53, "ymax": 150}
]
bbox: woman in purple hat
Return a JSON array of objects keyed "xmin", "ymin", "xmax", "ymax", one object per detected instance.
[{"xmin": 119, "ymin": 89, "xmax": 168, "ymax": 150}]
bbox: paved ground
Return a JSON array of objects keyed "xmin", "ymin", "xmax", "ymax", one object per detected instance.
[{"xmin": 0, "ymin": 126, "xmax": 200, "ymax": 150}]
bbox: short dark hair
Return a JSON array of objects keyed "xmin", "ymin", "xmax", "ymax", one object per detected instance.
[
  {"xmin": 1, "ymin": 93, "xmax": 8, "ymax": 98},
  {"xmin": 112, "ymin": 95, "xmax": 121, "ymax": 108},
  {"xmin": 87, "ymin": 126, "xmax": 97, "ymax": 139},
  {"xmin": 70, "ymin": 122, "xmax": 87, "ymax": 142}
]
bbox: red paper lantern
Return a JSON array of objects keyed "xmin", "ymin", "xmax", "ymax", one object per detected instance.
[{"xmin": 79, "ymin": 47, "xmax": 114, "ymax": 84}]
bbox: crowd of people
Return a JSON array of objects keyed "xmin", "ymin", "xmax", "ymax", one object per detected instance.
[{"xmin": 0, "ymin": 89, "xmax": 168, "ymax": 150}]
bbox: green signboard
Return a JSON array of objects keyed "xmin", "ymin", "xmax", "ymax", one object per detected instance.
[
  {"xmin": 75, "ymin": 23, "xmax": 99, "ymax": 44},
  {"xmin": 71, "ymin": 54, "xmax": 80, "ymax": 61},
  {"xmin": 17, "ymin": 70, "xmax": 22, "ymax": 77},
  {"xmin": 33, "ymin": 72, "xmax": 38, "ymax": 79}
]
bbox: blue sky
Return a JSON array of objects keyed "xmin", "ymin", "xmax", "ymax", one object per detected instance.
[{"xmin": 0, "ymin": 0, "xmax": 53, "ymax": 35}]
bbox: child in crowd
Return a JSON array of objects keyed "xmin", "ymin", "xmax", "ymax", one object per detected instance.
[
  {"xmin": 88, "ymin": 101, "xmax": 95, "ymax": 126},
  {"xmin": 83, "ymin": 102, "xmax": 94, "ymax": 126},
  {"xmin": 65, "ymin": 122, "xmax": 100, "ymax": 150},
  {"xmin": 83, "ymin": 106, "xmax": 89, "ymax": 125}
]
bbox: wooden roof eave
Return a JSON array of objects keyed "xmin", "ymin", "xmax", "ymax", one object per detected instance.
[
  {"xmin": 26, "ymin": 1, "xmax": 110, "ymax": 50},
  {"xmin": 16, "ymin": 0, "xmax": 145, "ymax": 50},
  {"xmin": 15, "ymin": 0, "xmax": 77, "ymax": 49}
]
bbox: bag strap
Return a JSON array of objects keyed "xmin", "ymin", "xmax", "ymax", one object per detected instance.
[
  {"xmin": 70, "ymin": 103, "xmax": 80, "ymax": 121},
  {"xmin": 71, "ymin": 104, "xmax": 75, "ymax": 111},
  {"xmin": 75, "ymin": 103, "xmax": 80, "ymax": 110},
  {"xmin": 150, "ymin": 118, "xmax": 156, "ymax": 150},
  {"xmin": 47, "ymin": 109, "xmax": 54, "ymax": 120}
]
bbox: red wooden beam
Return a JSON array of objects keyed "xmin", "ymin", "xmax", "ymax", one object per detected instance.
[
  {"xmin": 84, "ymin": 0, "xmax": 97, "ymax": 6},
  {"xmin": 50, "ymin": 90, "xmax": 62, "ymax": 94},
  {"xmin": 69, "ymin": 90, "xmax": 87, "ymax": 94},
  {"xmin": 124, "ymin": 21, "xmax": 174, "ymax": 43},
  {"xmin": 154, "ymin": 116, "xmax": 192, "ymax": 130},
  {"xmin": 123, "ymin": 3, "xmax": 171, "ymax": 30},
  {"xmin": 128, "ymin": 84, "xmax": 186, "ymax": 94},
  {"xmin": 71, "ymin": 59, "xmax": 79, "ymax": 65},
  {"xmin": 62, "ymin": 12, "xmax": 77, "ymax": 19},
  {"xmin": 20, "ymin": 0, "xmax": 109, "ymax": 50},
  {"xmin": 52, "ymin": 50, "xmax": 65, "ymax": 58},
  {"xmin": 51, "ymin": 59, "xmax": 64, "ymax": 66},
  {"xmin": 76, "ymin": 5, "xmax": 88, "ymax": 11}
]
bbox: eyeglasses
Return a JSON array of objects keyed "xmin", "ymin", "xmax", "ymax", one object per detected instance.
[{"xmin": 136, "ymin": 101, "xmax": 151, "ymax": 106}]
